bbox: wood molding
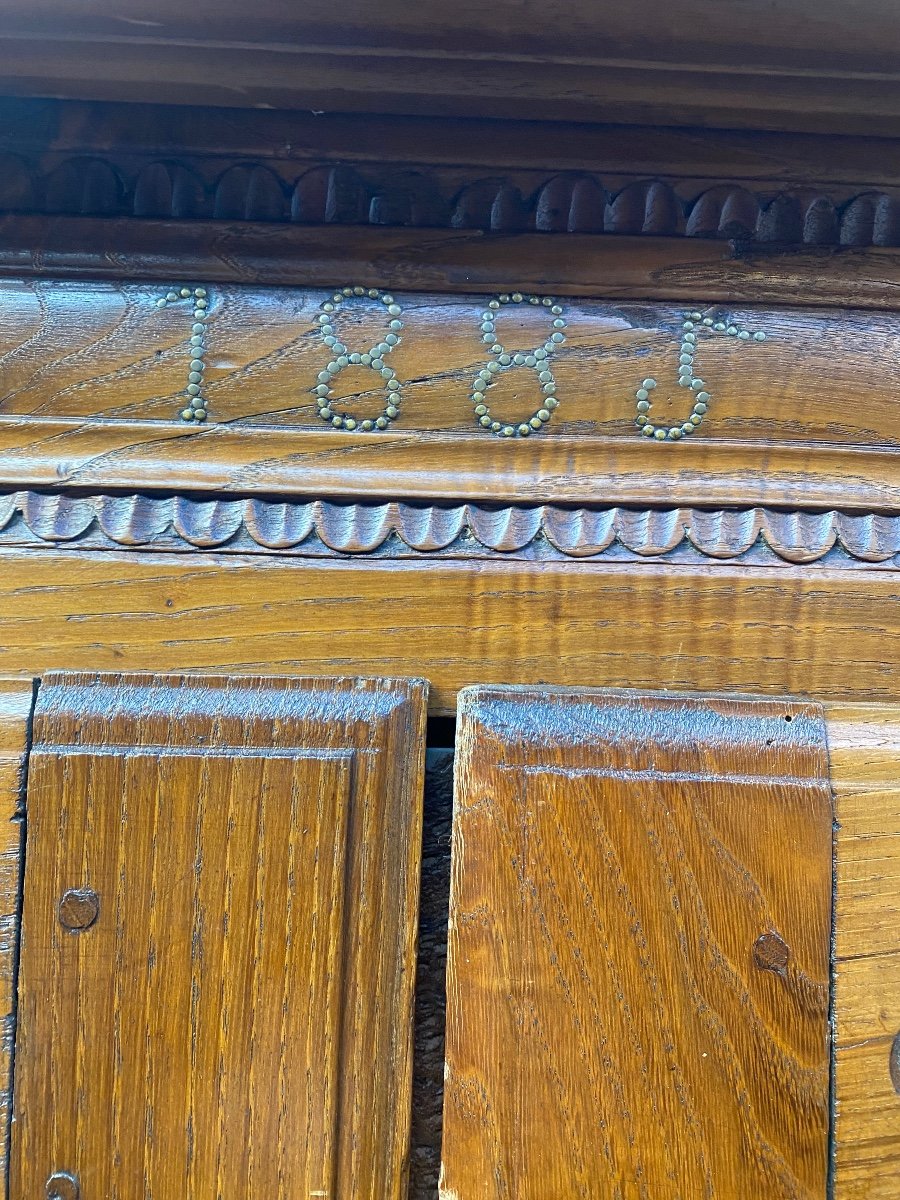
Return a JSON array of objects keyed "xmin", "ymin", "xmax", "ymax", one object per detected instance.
[
  {"xmin": 7, "ymin": 98, "xmax": 900, "ymax": 187},
  {"xmin": 2, "ymin": 218, "xmax": 900, "ymax": 310},
  {"xmin": 3, "ymin": 106, "xmax": 900, "ymax": 248},
  {"xmin": 1, "ymin": 1, "xmax": 900, "ymax": 136},
  {"xmin": 2, "ymin": 419, "xmax": 895, "ymax": 514},
  {"xmin": 1, "ymin": 491, "xmax": 899, "ymax": 569}
]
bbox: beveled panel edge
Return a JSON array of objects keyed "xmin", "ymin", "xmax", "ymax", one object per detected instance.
[{"xmin": 31, "ymin": 670, "xmax": 429, "ymax": 748}]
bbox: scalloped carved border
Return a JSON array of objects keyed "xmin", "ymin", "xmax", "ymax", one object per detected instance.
[
  {"xmin": 2, "ymin": 153, "xmax": 899, "ymax": 248},
  {"xmin": 1, "ymin": 491, "xmax": 898, "ymax": 568}
]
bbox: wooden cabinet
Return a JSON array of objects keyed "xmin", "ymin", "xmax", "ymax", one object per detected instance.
[{"xmin": 0, "ymin": 18, "xmax": 899, "ymax": 1193}]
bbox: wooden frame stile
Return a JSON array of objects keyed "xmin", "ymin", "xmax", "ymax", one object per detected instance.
[{"xmin": 0, "ymin": 681, "xmax": 34, "ymax": 1190}]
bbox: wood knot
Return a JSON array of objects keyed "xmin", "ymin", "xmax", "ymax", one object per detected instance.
[
  {"xmin": 58, "ymin": 888, "xmax": 100, "ymax": 932},
  {"xmin": 46, "ymin": 1171, "xmax": 79, "ymax": 1200},
  {"xmin": 753, "ymin": 930, "xmax": 789, "ymax": 977}
]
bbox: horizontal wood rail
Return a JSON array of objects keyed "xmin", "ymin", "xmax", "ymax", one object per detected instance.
[{"xmin": 3, "ymin": 216, "xmax": 900, "ymax": 309}]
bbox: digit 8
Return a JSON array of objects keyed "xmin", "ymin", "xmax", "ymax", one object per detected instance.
[
  {"xmin": 470, "ymin": 292, "xmax": 566, "ymax": 437},
  {"xmin": 311, "ymin": 286, "xmax": 404, "ymax": 431}
]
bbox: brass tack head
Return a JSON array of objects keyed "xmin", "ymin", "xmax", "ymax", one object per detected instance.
[{"xmin": 58, "ymin": 889, "xmax": 100, "ymax": 932}]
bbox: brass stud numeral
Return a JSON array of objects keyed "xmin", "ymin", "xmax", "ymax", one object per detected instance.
[
  {"xmin": 155, "ymin": 286, "xmax": 210, "ymax": 423},
  {"xmin": 635, "ymin": 309, "xmax": 767, "ymax": 441}
]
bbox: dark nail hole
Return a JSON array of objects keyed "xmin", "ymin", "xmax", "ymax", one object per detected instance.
[{"xmin": 784, "ymin": 714, "xmax": 793, "ymax": 722}]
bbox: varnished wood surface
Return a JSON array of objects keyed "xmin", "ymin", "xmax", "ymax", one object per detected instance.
[
  {"xmin": 1, "ymin": 279, "xmax": 898, "ymax": 509},
  {"xmin": 407, "ymin": 704, "xmax": 900, "ymax": 1199},
  {"xmin": 1, "ymin": 0, "xmax": 900, "ymax": 134},
  {"xmin": 0, "ymin": 678, "xmax": 33, "ymax": 1187},
  {"xmin": 11, "ymin": 671, "xmax": 428, "ymax": 1200},
  {"xmin": 4, "ymin": 220, "xmax": 900, "ymax": 312},
  {"xmin": 0, "ymin": 551, "xmax": 897, "ymax": 712},
  {"xmin": 442, "ymin": 687, "xmax": 832, "ymax": 1198},
  {"xmin": 4, "ymin": 421, "xmax": 895, "ymax": 511},
  {"xmin": 6, "ymin": 0, "xmax": 898, "ymax": 77},
  {"xmin": 827, "ymin": 704, "xmax": 900, "ymax": 1198},
  {"xmin": 0, "ymin": 678, "xmax": 895, "ymax": 1196}
]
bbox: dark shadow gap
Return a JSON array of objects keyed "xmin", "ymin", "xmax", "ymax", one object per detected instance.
[{"xmin": 409, "ymin": 726, "xmax": 455, "ymax": 1199}]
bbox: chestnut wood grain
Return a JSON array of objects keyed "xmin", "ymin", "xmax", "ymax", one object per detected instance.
[
  {"xmin": 0, "ymin": 551, "xmax": 897, "ymax": 713},
  {"xmin": 11, "ymin": 671, "xmax": 427, "ymax": 1200},
  {"xmin": 442, "ymin": 687, "xmax": 832, "ymax": 1198},
  {"xmin": 4, "ymin": 421, "xmax": 896, "ymax": 511},
  {"xmin": 416, "ymin": 700, "xmax": 900, "ymax": 1199},
  {"xmin": 827, "ymin": 704, "xmax": 900, "ymax": 1198},
  {"xmin": 397, "ymin": 703, "xmax": 900, "ymax": 1200},
  {"xmin": 0, "ymin": 678, "xmax": 33, "ymax": 1188},
  {"xmin": 1, "ymin": 279, "xmax": 898, "ymax": 509}
]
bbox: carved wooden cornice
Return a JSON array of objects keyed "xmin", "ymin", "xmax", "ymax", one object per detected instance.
[
  {"xmin": 2, "ymin": 491, "xmax": 897, "ymax": 568},
  {"xmin": 3, "ymin": 151, "xmax": 899, "ymax": 248},
  {"xmin": 2, "ymin": 98, "xmax": 900, "ymax": 249},
  {"xmin": 2, "ymin": 3, "xmax": 900, "ymax": 139}
]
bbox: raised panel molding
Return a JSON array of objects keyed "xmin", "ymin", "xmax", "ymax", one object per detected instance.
[{"xmin": 11, "ymin": 671, "xmax": 427, "ymax": 1200}]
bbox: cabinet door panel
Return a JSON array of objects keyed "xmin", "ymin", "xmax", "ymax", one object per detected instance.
[
  {"xmin": 442, "ymin": 687, "xmax": 833, "ymax": 1200},
  {"xmin": 11, "ymin": 672, "xmax": 427, "ymax": 1200}
]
